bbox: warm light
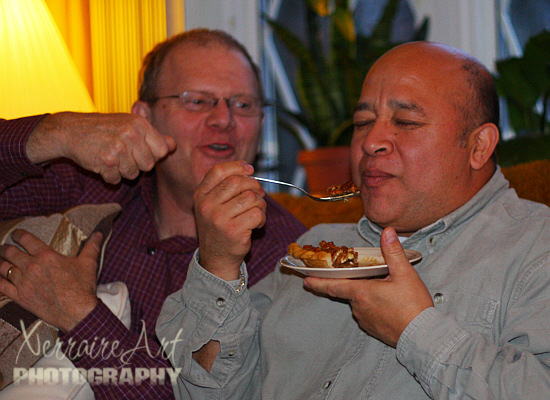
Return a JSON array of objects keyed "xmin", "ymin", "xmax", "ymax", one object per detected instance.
[
  {"xmin": 0, "ymin": 0, "xmax": 96, "ymax": 118},
  {"xmin": 89, "ymin": 0, "xmax": 167, "ymax": 113}
]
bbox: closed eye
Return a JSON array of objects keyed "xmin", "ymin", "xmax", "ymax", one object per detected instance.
[
  {"xmin": 394, "ymin": 119, "xmax": 423, "ymax": 129},
  {"xmin": 353, "ymin": 120, "xmax": 374, "ymax": 129}
]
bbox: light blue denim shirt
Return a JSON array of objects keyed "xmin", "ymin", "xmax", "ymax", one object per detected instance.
[{"xmin": 157, "ymin": 167, "xmax": 550, "ymax": 400}]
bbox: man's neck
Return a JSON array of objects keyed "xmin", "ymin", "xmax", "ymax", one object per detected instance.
[{"xmin": 154, "ymin": 182, "xmax": 197, "ymax": 240}]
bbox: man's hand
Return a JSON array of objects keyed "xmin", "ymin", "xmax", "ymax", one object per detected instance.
[
  {"xmin": 0, "ymin": 229, "xmax": 103, "ymax": 333},
  {"xmin": 193, "ymin": 161, "xmax": 266, "ymax": 281},
  {"xmin": 27, "ymin": 112, "xmax": 177, "ymax": 184},
  {"xmin": 303, "ymin": 227, "xmax": 433, "ymax": 347}
]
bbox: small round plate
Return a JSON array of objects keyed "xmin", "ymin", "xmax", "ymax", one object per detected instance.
[{"xmin": 279, "ymin": 247, "xmax": 422, "ymax": 279}]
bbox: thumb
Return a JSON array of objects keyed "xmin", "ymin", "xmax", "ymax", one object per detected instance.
[
  {"xmin": 380, "ymin": 227, "xmax": 411, "ymax": 277},
  {"xmin": 164, "ymin": 135, "xmax": 177, "ymax": 153},
  {"xmin": 78, "ymin": 231, "xmax": 103, "ymax": 265}
]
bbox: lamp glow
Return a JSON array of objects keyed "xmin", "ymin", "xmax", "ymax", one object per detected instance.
[{"xmin": 0, "ymin": 0, "xmax": 96, "ymax": 118}]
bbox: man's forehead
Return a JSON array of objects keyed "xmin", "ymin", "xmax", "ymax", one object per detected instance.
[{"xmin": 354, "ymin": 98, "xmax": 427, "ymax": 115}]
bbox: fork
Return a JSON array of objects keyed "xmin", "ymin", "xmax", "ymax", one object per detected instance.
[{"xmin": 253, "ymin": 176, "xmax": 360, "ymax": 202}]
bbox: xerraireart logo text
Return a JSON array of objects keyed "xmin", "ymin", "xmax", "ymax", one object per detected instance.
[{"xmin": 9, "ymin": 319, "xmax": 185, "ymax": 387}]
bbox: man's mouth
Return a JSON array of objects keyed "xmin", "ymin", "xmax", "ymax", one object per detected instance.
[
  {"xmin": 200, "ymin": 142, "xmax": 236, "ymax": 158},
  {"xmin": 208, "ymin": 143, "xmax": 231, "ymax": 151},
  {"xmin": 362, "ymin": 169, "xmax": 393, "ymax": 187}
]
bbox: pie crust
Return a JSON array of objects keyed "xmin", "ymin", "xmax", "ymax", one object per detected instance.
[{"xmin": 288, "ymin": 241, "xmax": 358, "ymax": 268}]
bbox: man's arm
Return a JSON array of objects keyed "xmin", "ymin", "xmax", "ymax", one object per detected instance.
[
  {"xmin": 154, "ymin": 161, "xmax": 269, "ymax": 398},
  {"xmin": 0, "ymin": 113, "xmax": 175, "ymax": 216},
  {"xmin": 25, "ymin": 112, "xmax": 175, "ymax": 184},
  {"xmin": 189, "ymin": 161, "xmax": 267, "ymax": 369},
  {"xmin": 306, "ymin": 228, "xmax": 550, "ymax": 399},
  {"xmin": 157, "ymin": 256, "xmax": 263, "ymax": 400},
  {"xmin": 0, "ymin": 230, "xmax": 176, "ymax": 399}
]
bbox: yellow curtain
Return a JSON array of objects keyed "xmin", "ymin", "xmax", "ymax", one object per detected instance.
[
  {"xmin": 46, "ymin": 0, "xmax": 168, "ymax": 113},
  {"xmin": 89, "ymin": 0, "xmax": 167, "ymax": 113}
]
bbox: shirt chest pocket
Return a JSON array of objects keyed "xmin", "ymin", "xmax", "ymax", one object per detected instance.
[{"xmin": 429, "ymin": 289, "xmax": 499, "ymax": 335}]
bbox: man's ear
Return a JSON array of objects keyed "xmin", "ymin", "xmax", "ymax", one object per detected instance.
[
  {"xmin": 469, "ymin": 123, "xmax": 500, "ymax": 170},
  {"xmin": 131, "ymin": 100, "xmax": 152, "ymax": 121}
]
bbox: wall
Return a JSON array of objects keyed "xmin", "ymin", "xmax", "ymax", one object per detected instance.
[
  {"xmin": 182, "ymin": 0, "xmax": 261, "ymax": 63},
  {"xmin": 410, "ymin": 0, "xmax": 498, "ymax": 70}
]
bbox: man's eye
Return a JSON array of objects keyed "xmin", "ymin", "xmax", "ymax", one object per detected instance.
[
  {"xmin": 233, "ymin": 97, "xmax": 255, "ymax": 109},
  {"xmin": 395, "ymin": 120, "xmax": 421, "ymax": 128},
  {"xmin": 234, "ymin": 100, "xmax": 251, "ymax": 109},
  {"xmin": 353, "ymin": 120, "xmax": 373, "ymax": 128},
  {"xmin": 189, "ymin": 98, "xmax": 208, "ymax": 105}
]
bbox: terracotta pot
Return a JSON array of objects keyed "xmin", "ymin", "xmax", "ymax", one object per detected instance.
[{"xmin": 297, "ymin": 146, "xmax": 352, "ymax": 194}]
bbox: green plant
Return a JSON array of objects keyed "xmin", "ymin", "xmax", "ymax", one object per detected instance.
[
  {"xmin": 494, "ymin": 30, "xmax": 550, "ymax": 137},
  {"xmin": 266, "ymin": 0, "xmax": 428, "ymax": 148}
]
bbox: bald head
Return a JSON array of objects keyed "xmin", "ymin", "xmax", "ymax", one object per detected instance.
[{"xmin": 369, "ymin": 42, "xmax": 499, "ymax": 145}]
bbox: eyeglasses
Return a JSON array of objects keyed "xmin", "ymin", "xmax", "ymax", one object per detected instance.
[{"xmin": 150, "ymin": 91, "xmax": 263, "ymax": 117}]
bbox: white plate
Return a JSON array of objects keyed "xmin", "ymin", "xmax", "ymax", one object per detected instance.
[{"xmin": 279, "ymin": 247, "xmax": 422, "ymax": 279}]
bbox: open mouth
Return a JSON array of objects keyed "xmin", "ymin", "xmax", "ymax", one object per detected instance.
[{"xmin": 208, "ymin": 143, "xmax": 231, "ymax": 151}]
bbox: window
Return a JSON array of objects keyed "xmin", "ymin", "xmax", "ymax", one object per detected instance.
[
  {"xmin": 496, "ymin": 0, "xmax": 550, "ymax": 138},
  {"xmin": 260, "ymin": 0, "xmax": 417, "ymax": 185}
]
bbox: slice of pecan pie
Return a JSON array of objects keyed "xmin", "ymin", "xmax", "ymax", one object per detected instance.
[{"xmin": 288, "ymin": 241, "xmax": 358, "ymax": 268}]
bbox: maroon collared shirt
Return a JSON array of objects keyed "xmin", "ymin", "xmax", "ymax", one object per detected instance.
[{"xmin": 0, "ymin": 115, "xmax": 307, "ymax": 399}]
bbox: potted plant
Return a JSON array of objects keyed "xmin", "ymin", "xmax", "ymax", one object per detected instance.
[
  {"xmin": 266, "ymin": 0, "xmax": 428, "ymax": 192},
  {"xmin": 494, "ymin": 30, "xmax": 550, "ymax": 166}
]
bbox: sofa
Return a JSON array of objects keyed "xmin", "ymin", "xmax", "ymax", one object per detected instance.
[{"xmin": 271, "ymin": 160, "xmax": 550, "ymax": 228}]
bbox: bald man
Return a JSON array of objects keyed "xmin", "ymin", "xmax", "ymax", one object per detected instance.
[{"xmin": 157, "ymin": 41, "xmax": 550, "ymax": 400}]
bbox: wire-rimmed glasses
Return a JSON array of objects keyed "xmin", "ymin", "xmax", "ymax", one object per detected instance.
[{"xmin": 150, "ymin": 90, "xmax": 263, "ymax": 117}]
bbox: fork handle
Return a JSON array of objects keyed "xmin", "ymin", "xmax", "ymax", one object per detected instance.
[{"xmin": 253, "ymin": 176, "xmax": 293, "ymax": 188}]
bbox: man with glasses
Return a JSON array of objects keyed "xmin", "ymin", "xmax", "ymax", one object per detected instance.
[{"xmin": 0, "ymin": 29, "xmax": 306, "ymax": 399}]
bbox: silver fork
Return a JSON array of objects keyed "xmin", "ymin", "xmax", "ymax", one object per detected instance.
[{"xmin": 253, "ymin": 176, "xmax": 360, "ymax": 202}]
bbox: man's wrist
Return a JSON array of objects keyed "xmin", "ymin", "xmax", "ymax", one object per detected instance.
[{"xmin": 59, "ymin": 296, "xmax": 99, "ymax": 334}]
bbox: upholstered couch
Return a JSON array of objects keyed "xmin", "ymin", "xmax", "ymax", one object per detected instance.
[{"xmin": 271, "ymin": 160, "xmax": 550, "ymax": 228}]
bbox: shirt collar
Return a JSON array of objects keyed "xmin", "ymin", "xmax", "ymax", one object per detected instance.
[{"xmin": 358, "ymin": 166, "xmax": 509, "ymax": 246}]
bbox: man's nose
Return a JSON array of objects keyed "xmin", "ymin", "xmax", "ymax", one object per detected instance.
[
  {"xmin": 360, "ymin": 120, "xmax": 394, "ymax": 156},
  {"xmin": 206, "ymin": 98, "xmax": 236, "ymax": 130}
]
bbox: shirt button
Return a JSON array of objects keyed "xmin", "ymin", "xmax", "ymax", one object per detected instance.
[
  {"xmin": 433, "ymin": 292, "xmax": 445, "ymax": 304},
  {"xmin": 322, "ymin": 380, "xmax": 332, "ymax": 390},
  {"xmin": 216, "ymin": 297, "xmax": 226, "ymax": 308},
  {"xmin": 147, "ymin": 246, "xmax": 156, "ymax": 255},
  {"xmin": 227, "ymin": 351, "xmax": 235, "ymax": 357},
  {"xmin": 429, "ymin": 236, "xmax": 437, "ymax": 245}
]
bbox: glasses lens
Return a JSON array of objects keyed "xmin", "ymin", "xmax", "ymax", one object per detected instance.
[
  {"xmin": 229, "ymin": 96, "xmax": 261, "ymax": 116},
  {"xmin": 181, "ymin": 92, "xmax": 212, "ymax": 112},
  {"xmin": 179, "ymin": 91, "xmax": 261, "ymax": 116}
]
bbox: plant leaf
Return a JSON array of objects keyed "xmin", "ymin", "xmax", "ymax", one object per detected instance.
[
  {"xmin": 306, "ymin": 0, "xmax": 332, "ymax": 16},
  {"xmin": 333, "ymin": 6, "xmax": 355, "ymax": 42}
]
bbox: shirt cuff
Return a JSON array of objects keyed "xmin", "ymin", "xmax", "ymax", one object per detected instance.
[
  {"xmin": 59, "ymin": 299, "xmax": 132, "ymax": 369},
  {"xmin": 0, "ymin": 115, "xmax": 48, "ymax": 185},
  {"xmin": 181, "ymin": 250, "xmax": 250, "ymax": 323}
]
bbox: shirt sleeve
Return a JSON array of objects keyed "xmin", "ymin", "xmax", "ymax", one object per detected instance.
[
  {"xmin": 156, "ymin": 250, "xmax": 263, "ymax": 400},
  {"xmin": 0, "ymin": 115, "xmax": 120, "ymax": 220},
  {"xmin": 60, "ymin": 299, "xmax": 175, "ymax": 399},
  {"xmin": 0, "ymin": 115, "xmax": 48, "ymax": 190},
  {"xmin": 396, "ymin": 255, "xmax": 550, "ymax": 400}
]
